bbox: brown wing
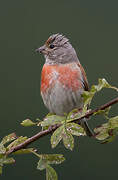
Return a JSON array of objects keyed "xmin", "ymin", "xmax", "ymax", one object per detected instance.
[{"xmin": 77, "ymin": 63, "xmax": 89, "ymax": 91}]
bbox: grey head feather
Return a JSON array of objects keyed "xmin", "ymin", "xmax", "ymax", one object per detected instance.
[
  {"xmin": 46, "ymin": 33, "xmax": 69, "ymax": 46},
  {"xmin": 41, "ymin": 33, "xmax": 80, "ymax": 64}
]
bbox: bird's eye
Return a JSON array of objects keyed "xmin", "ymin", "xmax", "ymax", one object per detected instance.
[{"xmin": 49, "ymin": 44, "xmax": 55, "ymax": 49}]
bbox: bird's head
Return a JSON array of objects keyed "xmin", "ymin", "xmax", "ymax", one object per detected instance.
[{"xmin": 36, "ymin": 33, "xmax": 79, "ymax": 64}]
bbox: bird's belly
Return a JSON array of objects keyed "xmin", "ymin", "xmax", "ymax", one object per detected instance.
[{"xmin": 41, "ymin": 81, "xmax": 84, "ymax": 116}]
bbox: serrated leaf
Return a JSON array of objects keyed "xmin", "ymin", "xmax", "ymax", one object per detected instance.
[
  {"xmin": 40, "ymin": 154, "xmax": 65, "ymax": 165},
  {"xmin": 21, "ymin": 119, "xmax": 36, "ymax": 127},
  {"xmin": 7, "ymin": 136, "xmax": 27, "ymax": 150},
  {"xmin": 1, "ymin": 133, "xmax": 17, "ymax": 145},
  {"xmin": 63, "ymin": 130, "xmax": 74, "ymax": 151},
  {"xmin": 13, "ymin": 148, "xmax": 35, "ymax": 155},
  {"xmin": 66, "ymin": 123, "xmax": 85, "ymax": 136},
  {"xmin": 51, "ymin": 125, "xmax": 63, "ymax": 148},
  {"xmin": 46, "ymin": 165, "xmax": 58, "ymax": 180},
  {"xmin": 94, "ymin": 123, "xmax": 109, "ymax": 140},
  {"xmin": 37, "ymin": 158, "xmax": 47, "ymax": 170},
  {"xmin": 41, "ymin": 115, "xmax": 66, "ymax": 127}
]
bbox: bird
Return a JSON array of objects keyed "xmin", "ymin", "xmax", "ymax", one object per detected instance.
[{"xmin": 36, "ymin": 33, "xmax": 93, "ymax": 137}]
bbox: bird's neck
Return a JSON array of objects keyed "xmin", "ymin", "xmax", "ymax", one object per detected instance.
[{"xmin": 45, "ymin": 54, "xmax": 79, "ymax": 65}]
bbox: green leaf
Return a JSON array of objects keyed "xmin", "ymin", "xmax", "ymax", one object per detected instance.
[
  {"xmin": 94, "ymin": 123, "xmax": 109, "ymax": 140},
  {"xmin": 7, "ymin": 136, "xmax": 27, "ymax": 150},
  {"xmin": 40, "ymin": 154, "xmax": 65, "ymax": 165},
  {"xmin": 37, "ymin": 154, "xmax": 65, "ymax": 172},
  {"xmin": 82, "ymin": 90, "xmax": 94, "ymax": 110},
  {"xmin": 37, "ymin": 154, "xmax": 65, "ymax": 180},
  {"xmin": 37, "ymin": 158, "xmax": 47, "ymax": 170},
  {"xmin": 94, "ymin": 116, "xmax": 118, "ymax": 142},
  {"xmin": 109, "ymin": 116, "xmax": 118, "ymax": 128},
  {"xmin": 0, "ymin": 144, "xmax": 6, "ymax": 154},
  {"xmin": 82, "ymin": 78, "xmax": 118, "ymax": 111},
  {"xmin": 36, "ymin": 118, "xmax": 41, "ymax": 121},
  {"xmin": 0, "ymin": 166, "xmax": 2, "ymax": 174},
  {"xmin": 66, "ymin": 123, "xmax": 85, "ymax": 136},
  {"xmin": 1, "ymin": 133, "xmax": 17, "ymax": 145},
  {"xmin": 2, "ymin": 157, "xmax": 15, "ymax": 164},
  {"xmin": 102, "ymin": 134, "xmax": 115, "ymax": 144},
  {"xmin": 21, "ymin": 119, "xmax": 36, "ymax": 126},
  {"xmin": 0, "ymin": 155, "xmax": 15, "ymax": 170},
  {"xmin": 46, "ymin": 165, "xmax": 58, "ymax": 180},
  {"xmin": 0, "ymin": 155, "xmax": 5, "ymax": 165},
  {"xmin": 101, "ymin": 127, "xmax": 118, "ymax": 144},
  {"xmin": 63, "ymin": 130, "xmax": 74, "ymax": 151},
  {"xmin": 51, "ymin": 125, "xmax": 64, "ymax": 148},
  {"xmin": 91, "ymin": 78, "xmax": 109, "ymax": 91},
  {"xmin": 41, "ymin": 115, "xmax": 66, "ymax": 127},
  {"xmin": 92, "ymin": 78, "xmax": 118, "ymax": 92},
  {"xmin": 90, "ymin": 78, "xmax": 117, "ymax": 93},
  {"xmin": 93, "ymin": 107, "xmax": 111, "ymax": 119},
  {"xmin": 67, "ymin": 109, "xmax": 81, "ymax": 120},
  {"xmin": 51, "ymin": 124, "xmax": 75, "ymax": 150},
  {"xmin": 13, "ymin": 148, "xmax": 35, "ymax": 155}
]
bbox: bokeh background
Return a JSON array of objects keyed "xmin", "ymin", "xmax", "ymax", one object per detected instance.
[{"xmin": 0, "ymin": 0, "xmax": 118, "ymax": 179}]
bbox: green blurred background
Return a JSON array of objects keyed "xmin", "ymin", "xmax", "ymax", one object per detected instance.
[{"xmin": 0, "ymin": 0, "xmax": 118, "ymax": 179}]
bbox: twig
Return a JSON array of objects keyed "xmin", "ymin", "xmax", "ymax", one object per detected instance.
[
  {"xmin": 74, "ymin": 97, "xmax": 118, "ymax": 123},
  {"xmin": 6, "ymin": 124, "xmax": 60, "ymax": 155},
  {"xmin": 6, "ymin": 97, "xmax": 118, "ymax": 155}
]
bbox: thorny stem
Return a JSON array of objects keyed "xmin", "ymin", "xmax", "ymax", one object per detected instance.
[{"xmin": 6, "ymin": 97, "xmax": 118, "ymax": 155}]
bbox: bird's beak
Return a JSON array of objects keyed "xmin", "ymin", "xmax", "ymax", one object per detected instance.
[{"xmin": 35, "ymin": 45, "xmax": 46, "ymax": 54}]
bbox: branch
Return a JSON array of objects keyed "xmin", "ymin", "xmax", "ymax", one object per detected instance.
[
  {"xmin": 6, "ymin": 97, "xmax": 118, "ymax": 155},
  {"xmin": 74, "ymin": 97, "xmax": 118, "ymax": 123}
]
